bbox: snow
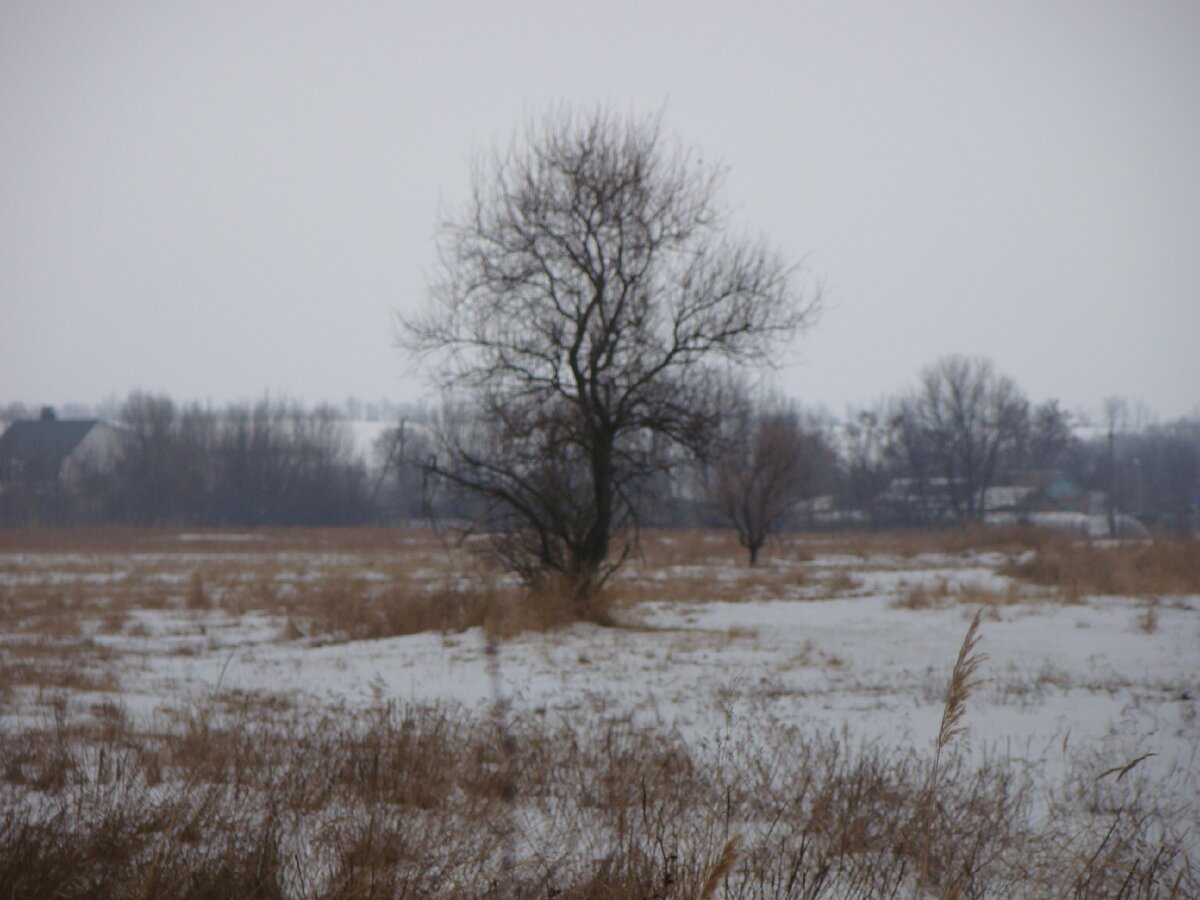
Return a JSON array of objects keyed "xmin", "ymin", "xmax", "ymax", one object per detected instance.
[
  {"xmin": 4, "ymin": 541, "xmax": 1197, "ymax": 808},
  {"xmin": 177, "ymin": 532, "xmax": 266, "ymax": 543},
  {"xmin": 88, "ymin": 577, "xmax": 1198, "ymax": 793}
]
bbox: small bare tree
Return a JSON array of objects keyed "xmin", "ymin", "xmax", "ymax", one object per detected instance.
[
  {"xmin": 403, "ymin": 108, "xmax": 818, "ymax": 608},
  {"xmin": 708, "ymin": 391, "xmax": 812, "ymax": 565}
]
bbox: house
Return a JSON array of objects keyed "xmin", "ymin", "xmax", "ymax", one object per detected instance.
[
  {"xmin": 873, "ymin": 477, "xmax": 959, "ymax": 525},
  {"xmin": 980, "ymin": 471, "xmax": 1152, "ymax": 536},
  {"xmin": 0, "ymin": 407, "xmax": 123, "ymax": 493},
  {"xmin": 1013, "ymin": 471, "xmax": 1093, "ymax": 515},
  {"xmin": 980, "ymin": 473, "xmax": 1094, "ymax": 520},
  {"xmin": 982, "ymin": 485, "xmax": 1034, "ymax": 515}
]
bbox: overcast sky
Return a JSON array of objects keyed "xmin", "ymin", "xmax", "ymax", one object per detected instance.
[{"xmin": 3, "ymin": 1, "xmax": 1198, "ymax": 421}]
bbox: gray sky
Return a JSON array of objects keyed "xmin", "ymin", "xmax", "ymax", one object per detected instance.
[{"xmin": 3, "ymin": 1, "xmax": 1198, "ymax": 420}]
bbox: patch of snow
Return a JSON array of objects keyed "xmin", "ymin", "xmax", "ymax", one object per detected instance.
[{"xmin": 177, "ymin": 533, "xmax": 266, "ymax": 543}]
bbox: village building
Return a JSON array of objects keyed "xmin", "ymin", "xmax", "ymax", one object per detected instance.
[{"xmin": 0, "ymin": 408, "xmax": 123, "ymax": 522}]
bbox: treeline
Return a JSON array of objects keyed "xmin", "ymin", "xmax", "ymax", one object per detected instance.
[
  {"xmin": 822, "ymin": 402, "xmax": 1199, "ymax": 532},
  {"xmin": 7, "ymin": 394, "xmax": 372, "ymax": 527},
  {"xmin": 821, "ymin": 361, "xmax": 1198, "ymax": 533},
  {"xmin": 802, "ymin": 363, "xmax": 1196, "ymax": 534},
  {"xmin": 111, "ymin": 395, "xmax": 371, "ymax": 526},
  {"xmin": 373, "ymin": 358, "xmax": 1199, "ymax": 536},
  {"xmin": 4, "ymin": 360, "xmax": 1198, "ymax": 533}
]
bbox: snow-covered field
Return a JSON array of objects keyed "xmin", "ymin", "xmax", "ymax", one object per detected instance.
[
  {"xmin": 102, "ymin": 561, "xmax": 1196, "ymax": 774},
  {"xmin": 1, "ymin": 528, "xmax": 1196, "ymax": 896}
]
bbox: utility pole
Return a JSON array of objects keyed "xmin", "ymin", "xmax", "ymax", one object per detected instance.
[
  {"xmin": 1132, "ymin": 457, "xmax": 1143, "ymax": 518},
  {"xmin": 1107, "ymin": 424, "xmax": 1116, "ymax": 537},
  {"xmin": 1103, "ymin": 397, "xmax": 1125, "ymax": 538}
]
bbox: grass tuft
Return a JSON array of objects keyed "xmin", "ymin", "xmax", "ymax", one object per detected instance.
[{"xmin": 919, "ymin": 608, "xmax": 988, "ymax": 897}]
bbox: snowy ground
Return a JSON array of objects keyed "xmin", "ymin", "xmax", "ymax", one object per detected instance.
[
  {"xmin": 106, "ymin": 582, "xmax": 1192, "ymax": 768},
  {"xmin": 3, "ymin": 531, "xmax": 1195, "ymax": 799},
  {"xmin": 2, "ymin": 528, "xmax": 1197, "ymax": 895}
]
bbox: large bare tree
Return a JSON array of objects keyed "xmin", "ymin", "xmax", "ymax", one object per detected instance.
[
  {"xmin": 403, "ymin": 109, "xmax": 818, "ymax": 607},
  {"xmin": 893, "ymin": 356, "xmax": 1028, "ymax": 522}
]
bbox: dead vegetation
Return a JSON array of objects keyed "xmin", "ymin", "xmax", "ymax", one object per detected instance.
[
  {"xmin": 630, "ymin": 525, "xmax": 1074, "ymax": 568},
  {"xmin": 608, "ymin": 566, "xmax": 809, "ymax": 608},
  {"xmin": 1001, "ymin": 535, "xmax": 1200, "ymax": 598},
  {"xmin": 918, "ymin": 610, "xmax": 987, "ymax": 896},
  {"xmin": 895, "ymin": 579, "xmax": 1031, "ymax": 610},
  {"xmin": 775, "ymin": 524, "xmax": 1074, "ymax": 561},
  {"xmin": 287, "ymin": 580, "xmax": 494, "ymax": 642},
  {"xmin": 0, "ymin": 693, "xmax": 1192, "ymax": 899},
  {"xmin": 1, "ymin": 526, "xmax": 1195, "ymax": 708},
  {"xmin": 0, "ymin": 526, "xmax": 1196, "ymax": 897}
]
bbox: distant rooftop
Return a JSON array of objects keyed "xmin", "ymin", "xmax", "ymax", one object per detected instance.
[{"xmin": 0, "ymin": 408, "xmax": 102, "ymax": 482}]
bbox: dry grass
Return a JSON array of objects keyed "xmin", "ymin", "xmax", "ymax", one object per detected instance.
[
  {"xmin": 609, "ymin": 568, "xmax": 809, "ymax": 608},
  {"xmin": 5, "ymin": 525, "xmax": 1189, "ymax": 629},
  {"xmin": 0, "ymin": 527, "xmax": 1196, "ymax": 897},
  {"xmin": 634, "ymin": 529, "xmax": 784, "ymax": 568},
  {"xmin": 1002, "ymin": 536, "xmax": 1200, "ymax": 598},
  {"xmin": 895, "ymin": 579, "xmax": 1035, "ymax": 610},
  {"xmin": 609, "ymin": 530, "xmax": 831, "ymax": 608},
  {"xmin": 288, "ymin": 579, "xmax": 494, "ymax": 641},
  {"xmin": 784, "ymin": 524, "xmax": 1072, "ymax": 560},
  {"xmin": 0, "ymin": 526, "xmax": 642, "ymax": 639},
  {"xmin": 1138, "ymin": 599, "xmax": 1160, "ymax": 634},
  {"xmin": 2, "ymin": 526, "xmax": 1192, "ymax": 715},
  {"xmin": 820, "ymin": 569, "xmax": 860, "ymax": 597},
  {"xmin": 0, "ymin": 526, "xmax": 426, "ymax": 555},
  {"xmin": 0, "ymin": 695, "xmax": 1191, "ymax": 899},
  {"xmin": 919, "ymin": 609, "xmax": 987, "ymax": 897}
]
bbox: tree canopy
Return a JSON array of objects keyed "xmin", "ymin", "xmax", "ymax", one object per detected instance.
[{"xmin": 404, "ymin": 108, "xmax": 818, "ymax": 605}]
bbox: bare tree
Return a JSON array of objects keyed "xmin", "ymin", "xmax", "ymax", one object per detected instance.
[
  {"xmin": 839, "ymin": 404, "xmax": 897, "ymax": 526},
  {"xmin": 403, "ymin": 108, "xmax": 818, "ymax": 607},
  {"xmin": 893, "ymin": 357, "xmax": 1029, "ymax": 522},
  {"xmin": 1021, "ymin": 399, "xmax": 1075, "ymax": 471},
  {"xmin": 108, "ymin": 394, "xmax": 369, "ymax": 527},
  {"xmin": 1130, "ymin": 418, "xmax": 1200, "ymax": 532},
  {"xmin": 708, "ymin": 390, "xmax": 813, "ymax": 565}
]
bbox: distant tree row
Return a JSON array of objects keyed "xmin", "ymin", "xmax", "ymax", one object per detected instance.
[
  {"xmin": 687, "ymin": 357, "xmax": 1197, "ymax": 544},
  {"xmin": 833, "ymin": 356, "xmax": 1076, "ymax": 528},
  {"xmin": 367, "ymin": 354, "xmax": 1196, "ymax": 574},
  {"xmin": 3, "ymin": 371, "xmax": 1195, "ymax": 538},
  {"xmin": 1, "ymin": 394, "xmax": 371, "ymax": 527},
  {"xmin": 823, "ymin": 362, "xmax": 1197, "ymax": 535}
]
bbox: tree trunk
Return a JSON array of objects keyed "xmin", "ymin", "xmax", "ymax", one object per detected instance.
[{"xmin": 575, "ymin": 436, "xmax": 615, "ymax": 604}]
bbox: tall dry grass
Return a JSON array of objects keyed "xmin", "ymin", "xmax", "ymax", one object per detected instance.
[
  {"xmin": 1002, "ymin": 536, "xmax": 1200, "ymax": 597},
  {"xmin": 918, "ymin": 609, "xmax": 988, "ymax": 897},
  {"xmin": 0, "ymin": 691, "xmax": 1193, "ymax": 898}
]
